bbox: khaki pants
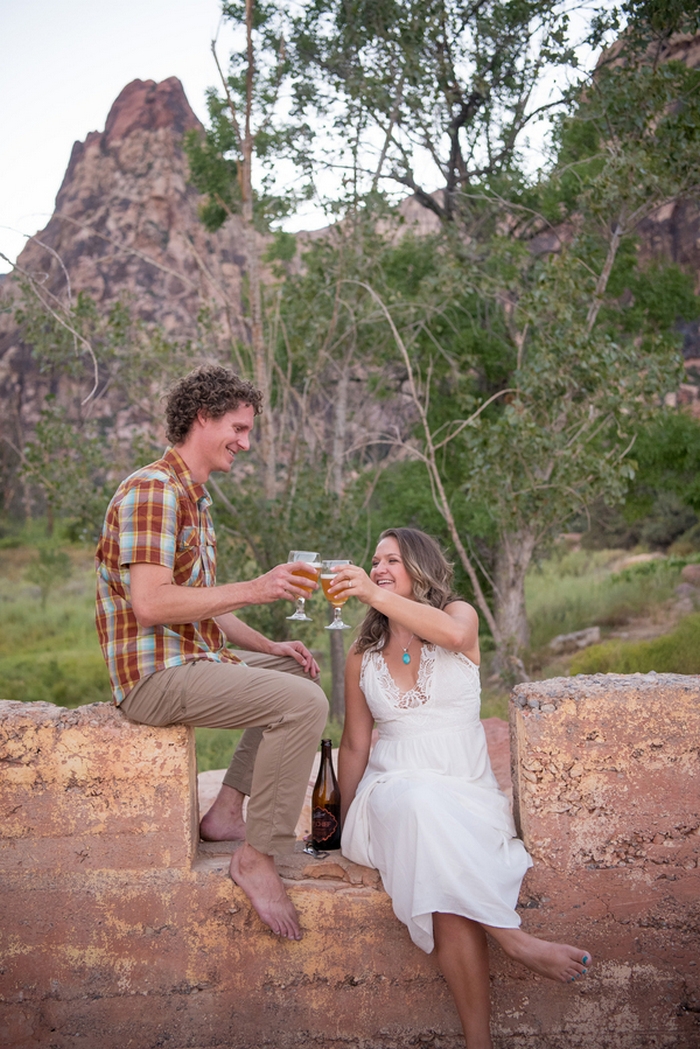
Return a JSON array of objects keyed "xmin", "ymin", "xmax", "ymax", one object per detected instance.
[{"xmin": 120, "ymin": 653, "xmax": 328, "ymax": 855}]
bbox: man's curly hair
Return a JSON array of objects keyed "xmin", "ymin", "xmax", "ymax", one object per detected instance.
[{"xmin": 165, "ymin": 365, "xmax": 263, "ymax": 445}]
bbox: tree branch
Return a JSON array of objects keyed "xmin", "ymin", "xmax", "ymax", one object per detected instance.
[{"xmin": 341, "ymin": 278, "xmax": 501, "ymax": 641}]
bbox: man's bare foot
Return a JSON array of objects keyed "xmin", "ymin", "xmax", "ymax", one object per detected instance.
[
  {"xmin": 200, "ymin": 784, "xmax": 247, "ymax": 841},
  {"xmin": 230, "ymin": 843, "xmax": 302, "ymax": 941},
  {"xmin": 487, "ymin": 927, "xmax": 591, "ymax": 984}
]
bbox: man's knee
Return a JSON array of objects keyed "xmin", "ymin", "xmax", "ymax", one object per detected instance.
[
  {"xmin": 290, "ymin": 679, "xmax": 328, "ymax": 730},
  {"xmin": 310, "ymin": 684, "xmax": 329, "ymax": 728}
]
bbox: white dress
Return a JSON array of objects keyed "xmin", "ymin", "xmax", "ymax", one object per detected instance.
[{"xmin": 341, "ymin": 643, "xmax": 533, "ymax": 954}]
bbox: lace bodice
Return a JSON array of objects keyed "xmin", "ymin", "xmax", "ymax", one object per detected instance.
[
  {"xmin": 370, "ymin": 643, "xmax": 436, "ymax": 709},
  {"xmin": 359, "ymin": 643, "xmax": 481, "ymax": 740}
]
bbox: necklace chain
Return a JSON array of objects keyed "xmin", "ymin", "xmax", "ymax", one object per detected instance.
[{"xmin": 392, "ymin": 631, "xmax": 415, "ymax": 665}]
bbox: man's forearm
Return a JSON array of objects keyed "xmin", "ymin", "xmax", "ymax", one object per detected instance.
[
  {"xmin": 215, "ymin": 612, "xmax": 274, "ymax": 652},
  {"xmin": 130, "ymin": 571, "xmax": 268, "ymax": 628},
  {"xmin": 129, "ymin": 560, "xmax": 310, "ymax": 629}
]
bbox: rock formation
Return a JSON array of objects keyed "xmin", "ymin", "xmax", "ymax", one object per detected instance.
[
  {"xmin": 0, "ymin": 77, "xmax": 259, "ymax": 505},
  {"xmin": 0, "ymin": 81, "xmax": 249, "ymax": 402},
  {"xmin": 1, "ymin": 77, "xmax": 249, "ymax": 339}
]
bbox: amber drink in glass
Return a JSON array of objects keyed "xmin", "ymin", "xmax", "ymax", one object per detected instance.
[
  {"xmin": 287, "ymin": 550, "xmax": 320, "ymax": 621},
  {"xmin": 321, "ymin": 559, "xmax": 352, "ymax": 630}
]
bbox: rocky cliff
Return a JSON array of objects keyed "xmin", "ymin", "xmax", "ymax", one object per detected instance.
[
  {"xmin": 0, "ymin": 77, "xmax": 262, "ymax": 505},
  {"xmin": 1, "ymin": 77, "xmax": 249, "ymax": 338}
]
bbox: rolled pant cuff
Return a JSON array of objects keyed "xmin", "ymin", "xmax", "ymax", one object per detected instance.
[
  {"xmin": 245, "ymin": 830, "xmax": 297, "ymax": 855},
  {"xmin": 222, "ymin": 768, "xmax": 251, "ymax": 794}
]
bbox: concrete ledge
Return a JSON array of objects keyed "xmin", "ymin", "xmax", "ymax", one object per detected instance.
[{"xmin": 1, "ymin": 679, "xmax": 699, "ymax": 1048}]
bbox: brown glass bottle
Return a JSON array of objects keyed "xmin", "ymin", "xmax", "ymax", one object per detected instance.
[{"xmin": 311, "ymin": 739, "xmax": 342, "ymax": 850}]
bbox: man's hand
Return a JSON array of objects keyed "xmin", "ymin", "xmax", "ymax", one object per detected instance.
[
  {"xmin": 269, "ymin": 640, "xmax": 320, "ymax": 679},
  {"xmin": 215, "ymin": 615, "xmax": 320, "ymax": 679},
  {"xmin": 253, "ymin": 562, "xmax": 320, "ymax": 604}
]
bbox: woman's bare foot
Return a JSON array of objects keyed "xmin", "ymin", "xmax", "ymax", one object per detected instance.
[
  {"xmin": 486, "ymin": 927, "xmax": 591, "ymax": 984},
  {"xmin": 230, "ymin": 843, "xmax": 302, "ymax": 941},
  {"xmin": 200, "ymin": 784, "xmax": 247, "ymax": 841}
]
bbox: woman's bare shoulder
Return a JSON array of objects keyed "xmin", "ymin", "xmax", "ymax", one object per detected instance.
[{"xmin": 445, "ymin": 599, "xmax": 479, "ymax": 619}]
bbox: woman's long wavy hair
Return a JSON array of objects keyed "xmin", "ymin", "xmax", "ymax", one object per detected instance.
[{"xmin": 355, "ymin": 528, "xmax": 460, "ymax": 654}]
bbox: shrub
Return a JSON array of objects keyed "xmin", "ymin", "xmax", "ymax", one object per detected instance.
[
  {"xmin": 525, "ymin": 551, "xmax": 685, "ymax": 649},
  {"xmin": 569, "ymin": 613, "xmax": 700, "ymax": 675}
]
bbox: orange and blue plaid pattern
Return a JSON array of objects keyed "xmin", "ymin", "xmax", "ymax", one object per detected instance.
[{"xmin": 95, "ymin": 447, "xmax": 240, "ymax": 705}]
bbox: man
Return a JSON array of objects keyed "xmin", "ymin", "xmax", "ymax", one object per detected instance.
[{"xmin": 95, "ymin": 364, "xmax": 328, "ymax": 941}]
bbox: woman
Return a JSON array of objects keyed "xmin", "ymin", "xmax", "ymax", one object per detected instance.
[{"xmin": 330, "ymin": 528, "xmax": 591, "ymax": 1049}]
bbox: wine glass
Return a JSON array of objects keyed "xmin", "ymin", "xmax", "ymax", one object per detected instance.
[
  {"xmin": 286, "ymin": 551, "xmax": 321, "ymax": 621},
  {"xmin": 321, "ymin": 559, "xmax": 353, "ymax": 630}
]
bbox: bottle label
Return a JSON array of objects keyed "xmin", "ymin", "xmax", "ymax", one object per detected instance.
[{"xmin": 312, "ymin": 806, "xmax": 339, "ymax": 843}]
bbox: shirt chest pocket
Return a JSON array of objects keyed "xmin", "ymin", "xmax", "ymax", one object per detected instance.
[{"xmin": 176, "ymin": 524, "xmax": 216, "ymax": 585}]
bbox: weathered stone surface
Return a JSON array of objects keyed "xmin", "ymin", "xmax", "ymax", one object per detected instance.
[
  {"xmin": 509, "ymin": 673, "xmax": 700, "ymax": 873},
  {"xmin": 0, "ymin": 699, "xmax": 197, "ymax": 870},
  {"xmin": 1, "ymin": 687, "xmax": 699, "ymax": 1048}
]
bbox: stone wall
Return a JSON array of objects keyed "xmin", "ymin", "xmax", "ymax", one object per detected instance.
[
  {"xmin": 509, "ymin": 674, "xmax": 700, "ymax": 1048},
  {"xmin": 510, "ymin": 673, "xmax": 699, "ymax": 873},
  {"xmin": 1, "ymin": 674, "xmax": 699, "ymax": 1048}
]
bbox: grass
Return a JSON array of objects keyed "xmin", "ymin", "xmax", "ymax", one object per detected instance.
[
  {"xmin": 569, "ymin": 612, "xmax": 700, "ymax": 675},
  {"xmin": 525, "ymin": 547, "xmax": 700, "ymax": 679},
  {"xmin": 0, "ymin": 546, "xmax": 113, "ymax": 706},
  {"xmin": 525, "ymin": 548, "xmax": 686, "ymax": 650},
  {"xmin": 1, "ymin": 538, "xmax": 697, "ymax": 771},
  {"xmin": 194, "ymin": 727, "xmax": 244, "ymax": 772}
]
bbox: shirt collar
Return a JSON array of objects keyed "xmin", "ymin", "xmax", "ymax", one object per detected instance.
[{"xmin": 163, "ymin": 447, "xmax": 212, "ymax": 509}]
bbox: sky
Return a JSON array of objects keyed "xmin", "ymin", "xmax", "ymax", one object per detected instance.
[{"xmin": 1, "ymin": 0, "xmax": 324, "ymax": 274}]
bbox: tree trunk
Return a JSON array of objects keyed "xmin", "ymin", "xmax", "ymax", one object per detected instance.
[
  {"xmin": 241, "ymin": 0, "xmax": 276, "ymax": 500},
  {"xmin": 492, "ymin": 528, "xmax": 537, "ymax": 684},
  {"xmin": 328, "ymin": 624, "xmax": 346, "ymax": 723},
  {"xmin": 331, "ymin": 366, "xmax": 348, "ymax": 498},
  {"xmin": 327, "ymin": 365, "xmax": 350, "ymax": 721}
]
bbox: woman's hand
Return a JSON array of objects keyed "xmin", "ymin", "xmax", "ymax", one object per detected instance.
[{"xmin": 327, "ymin": 563, "xmax": 378, "ymax": 606}]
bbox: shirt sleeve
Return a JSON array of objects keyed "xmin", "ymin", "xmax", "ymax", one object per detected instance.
[{"xmin": 117, "ymin": 479, "xmax": 178, "ymax": 571}]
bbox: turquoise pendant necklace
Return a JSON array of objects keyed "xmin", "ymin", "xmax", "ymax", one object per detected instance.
[{"xmin": 401, "ymin": 634, "xmax": 415, "ymax": 664}]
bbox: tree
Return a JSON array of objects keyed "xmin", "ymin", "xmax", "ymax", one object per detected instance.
[
  {"xmin": 7, "ymin": 280, "xmax": 204, "ymax": 540},
  {"xmin": 285, "ymin": 1, "xmax": 700, "ymax": 677},
  {"xmin": 185, "ymin": 0, "xmax": 313, "ymax": 501},
  {"xmin": 184, "ymin": 2, "xmax": 421, "ymax": 710},
  {"xmin": 580, "ymin": 407, "xmax": 700, "ymax": 551},
  {"xmin": 290, "ymin": 0, "xmax": 588, "ymax": 220},
  {"xmin": 25, "ymin": 545, "xmax": 72, "ymax": 611}
]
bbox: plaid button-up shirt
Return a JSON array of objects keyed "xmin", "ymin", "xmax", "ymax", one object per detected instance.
[{"xmin": 95, "ymin": 447, "xmax": 240, "ymax": 705}]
